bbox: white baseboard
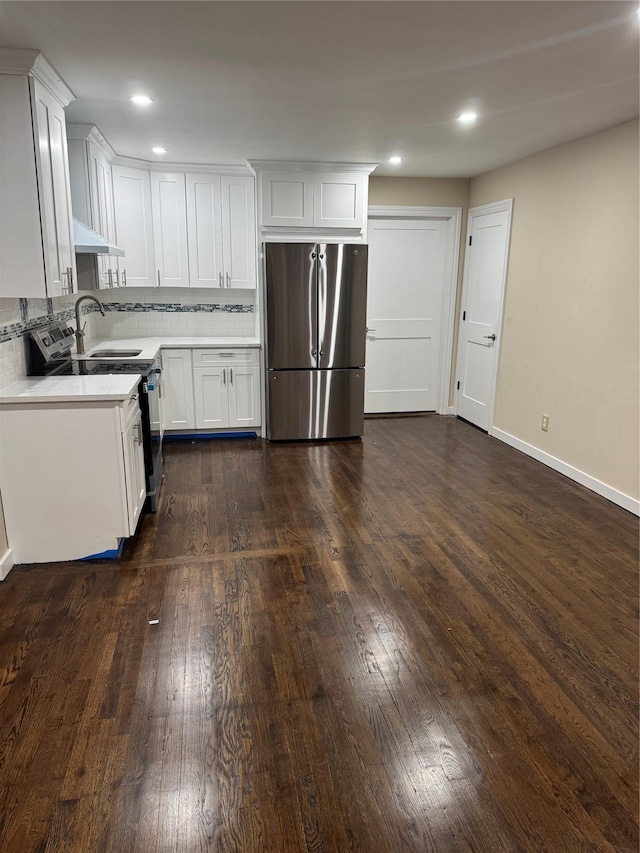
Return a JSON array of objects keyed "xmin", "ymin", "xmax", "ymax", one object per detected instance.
[
  {"xmin": 0, "ymin": 547, "xmax": 14, "ymax": 580},
  {"xmin": 491, "ymin": 428, "xmax": 640, "ymax": 516}
]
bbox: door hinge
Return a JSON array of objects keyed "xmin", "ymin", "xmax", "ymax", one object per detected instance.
[
  {"xmin": 462, "ymin": 310, "xmax": 466, "ymax": 320},
  {"xmin": 457, "ymin": 381, "xmax": 460, "ymax": 390},
  {"xmin": 469, "ymin": 235, "xmax": 472, "ymax": 246}
]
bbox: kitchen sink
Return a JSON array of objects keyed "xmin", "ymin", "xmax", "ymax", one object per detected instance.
[{"xmin": 90, "ymin": 349, "xmax": 143, "ymax": 358}]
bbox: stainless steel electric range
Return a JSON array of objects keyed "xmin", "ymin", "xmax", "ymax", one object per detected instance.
[{"xmin": 28, "ymin": 321, "xmax": 164, "ymax": 512}]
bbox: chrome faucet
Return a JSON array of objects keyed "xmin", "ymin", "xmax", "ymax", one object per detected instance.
[{"xmin": 74, "ymin": 294, "xmax": 105, "ymax": 354}]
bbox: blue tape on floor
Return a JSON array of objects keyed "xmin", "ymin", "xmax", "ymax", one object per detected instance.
[
  {"xmin": 163, "ymin": 432, "xmax": 258, "ymax": 441},
  {"xmin": 81, "ymin": 538, "xmax": 125, "ymax": 561}
]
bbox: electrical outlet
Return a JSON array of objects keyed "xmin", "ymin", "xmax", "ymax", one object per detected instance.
[{"xmin": 541, "ymin": 414, "xmax": 550, "ymax": 432}]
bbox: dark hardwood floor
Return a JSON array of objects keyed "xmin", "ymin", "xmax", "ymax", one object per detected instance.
[{"xmin": 0, "ymin": 415, "xmax": 637, "ymax": 852}]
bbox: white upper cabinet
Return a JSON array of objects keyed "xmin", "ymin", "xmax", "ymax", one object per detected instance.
[
  {"xmin": 112, "ymin": 165, "xmax": 156, "ymax": 287},
  {"xmin": 251, "ymin": 161, "xmax": 377, "ymax": 241},
  {"xmin": 186, "ymin": 174, "xmax": 224, "ymax": 287},
  {"xmin": 260, "ymin": 171, "xmax": 315, "ymax": 228},
  {"xmin": 313, "ymin": 172, "xmax": 365, "ymax": 229},
  {"xmin": 0, "ymin": 51, "xmax": 76, "ymax": 298},
  {"xmin": 221, "ymin": 176, "xmax": 256, "ymax": 289},
  {"xmin": 186, "ymin": 174, "xmax": 256, "ymax": 289},
  {"xmin": 67, "ymin": 125, "xmax": 121, "ymax": 289},
  {"xmin": 151, "ymin": 172, "xmax": 190, "ymax": 287}
]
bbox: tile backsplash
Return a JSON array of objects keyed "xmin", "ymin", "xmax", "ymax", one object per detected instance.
[{"xmin": 0, "ymin": 287, "xmax": 257, "ymax": 389}]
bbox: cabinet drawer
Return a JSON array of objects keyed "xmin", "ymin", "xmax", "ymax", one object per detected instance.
[
  {"xmin": 192, "ymin": 348, "xmax": 259, "ymax": 368},
  {"xmin": 121, "ymin": 392, "xmax": 141, "ymax": 431}
]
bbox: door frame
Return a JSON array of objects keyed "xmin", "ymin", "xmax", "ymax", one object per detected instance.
[
  {"xmin": 367, "ymin": 205, "xmax": 462, "ymax": 415},
  {"xmin": 454, "ymin": 198, "xmax": 513, "ymax": 433}
]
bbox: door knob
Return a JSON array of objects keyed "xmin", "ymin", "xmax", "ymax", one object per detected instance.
[
  {"xmin": 366, "ymin": 327, "xmax": 376, "ymax": 333},
  {"xmin": 483, "ymin": 333, "xmax": 496, "ymax": 342}
]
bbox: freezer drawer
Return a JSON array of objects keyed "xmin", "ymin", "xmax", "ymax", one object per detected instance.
[{"xmin": 267, "ymin": 369, "xmax": 365, "ymax": 440}]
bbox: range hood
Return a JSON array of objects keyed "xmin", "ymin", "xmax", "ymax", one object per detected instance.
[{"xmin": 73, "ymin": 218, "xmax": 124, "ymax": 256}]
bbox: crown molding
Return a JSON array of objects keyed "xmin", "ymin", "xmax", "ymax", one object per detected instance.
[
  {"xmin": 247, "ymin": 160, "xmax": 378, "ymax": 175},
  {"xmin": 0, "ymin": 48, "xmax": 75, "ymax": 106},
  {"xmin": 66, "ymin": 123, "xmax": 118, "ymax": 162},
  {"xmin": 110, "ymin": 154, "xmax": 252, "ymax": 175}
]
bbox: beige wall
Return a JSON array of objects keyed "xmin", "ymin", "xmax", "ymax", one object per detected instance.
[
  {"xmin": 470, "ymin": 120, "xmax": 639, "ymax": 500},
  {"xmin": 369, "ymin": 176, "xmax": 470, "ymax": 209}
]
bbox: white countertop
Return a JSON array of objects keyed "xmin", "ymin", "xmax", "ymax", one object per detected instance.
[
  {"xmin": 0, "ymin": 374, "xmax": 141, "ymax": 404},
  {"xmin": 81, "ymin": 336, "xmax": 261, "ymax": 362},
  {"xmin": 0, "ymin": 336, "xmax": 262, "ymax": 404}
]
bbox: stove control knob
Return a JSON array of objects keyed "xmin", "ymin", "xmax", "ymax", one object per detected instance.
[{"xmin": 42, "ymin": 336, "xmax": 51, "ymax": 346}]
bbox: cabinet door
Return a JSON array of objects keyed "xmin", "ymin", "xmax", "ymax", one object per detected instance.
[
  {"xmin": 32, "ymin": 78, "xmax": 76, "ymax": 297},
  {"xmin": 102, "ymin": 167, "xmax": 121, "ymax": 287},
  {"xmin": 112, "ymin": 165, "xmax": 156, "ymax": 287},
  {"xmin": 193, "ymin": 367, "xmax": 230, "ymax": 429},
  {"xmin": 88, "ymin": 145, "xmax": 108, "ymax": 288},
  {"xmin": 313, "ymin": 172, "xmax": 365, "ymax": 229},
  {"xmin": 122, "ymin": 413, "xmax": 146, "ymax": 533},
  {"xmin": 151, "ymin": 172, "xmax": 190, "ymax": 287},
  {"xmin": 162, "ymin": 349, "xmax": 195, "ymax": 430},
  {"xmin": 228, "ymin": 365, "xmax": 260, "ymax": 428},
  {"xmin": 186, "ymin": 174, "xmax": 224, "ymax": 288},
  {"xmin": 221, "ymin": 176, "xmax": 256, "ymax": 289},
  {"xmin": 261, "ymin": 171, "xmax": 314, "ymax": 227}
]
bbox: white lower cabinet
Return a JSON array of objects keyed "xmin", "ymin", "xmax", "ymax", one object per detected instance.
[
  {"xmin": 163, "ymin": 347, "xmax": 261, "ymax": 432},
  {"xmin": 162, "ymin": 349, "xmax": 196, "ymax": 430},
  {"xmin": 227, "ymin": 365, "xmax": 261, "ymax": 427},
  {"xmin": 194, "ymin": 366, "xmax": 227, "ymax": 428},
  {"xmin": 122, "ymin": 394, "xmax": 147, "ymax": 530},
  {"xmin": 0, "ymin": 392, "xmax": 145, "ymax": 565}
]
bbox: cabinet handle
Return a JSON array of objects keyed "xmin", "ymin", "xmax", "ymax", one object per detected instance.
[
  {"xmin": 157, "ymin": 269, "xmax": 161, "ymax": 287},
  {"xmin": 115, "ymin": 269, "xmax": 120, "ymax": 287},
  {"xmin": 223, "ymin": 368, "xmax": 226, "ymax": 386},
  {"xmin": 107, "ymin": 268, "xmax": 113, "ymax": 288},
  {"xmin": 134, "ymin": 421, "xmax": 143, "ymax": 445},
  {"xmin": 219, "ymin": 272, "xmax": 223, "ymax": 287},
  {"xmin": 226, "ymin": 272, "xmax": 231, "ymax": 288},
  {"xmin": 62, "ymin": 267, "xmax": 74, "ymax": 295},
  {"xmin": 122, "ymin": 269, "xmax": 127, "ymax": 287},
  {"xmin": 229, "ymin": 368, "xmax": 233, "ymax": 384}
]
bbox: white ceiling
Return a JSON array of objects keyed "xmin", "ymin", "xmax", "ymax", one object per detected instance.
[{"xmin": 1, "ymin": 1, "xmax": 638, "ymax": 177}]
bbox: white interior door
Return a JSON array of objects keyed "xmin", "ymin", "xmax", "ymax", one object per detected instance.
[
  {"xmin": 456, "ymin": 200, "xmax": 513, "ymax": 431},
  {"xmin": 365, "ymin": 218, "xmax": 449, "ymax": 413}
]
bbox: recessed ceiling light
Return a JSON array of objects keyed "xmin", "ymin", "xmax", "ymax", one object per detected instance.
[
  {"xmin": 131, "ymin": 94, "xmax": 153, "ymax": 106},
  {"xmin": 152, "ymin": 146, "xmax": 167, "ymax": 155},
  {"xmin": 389, "ymin": 156, "xmax": 403, "ymax": 165},
  {"xmin": 458, "ymin": 111, "xmax": 478, "ymax": 125}
]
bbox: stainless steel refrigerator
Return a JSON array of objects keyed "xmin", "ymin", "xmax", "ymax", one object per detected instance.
[{"xmin": 265, "ymin": 243, "xmax": 368, "ymax": 440}]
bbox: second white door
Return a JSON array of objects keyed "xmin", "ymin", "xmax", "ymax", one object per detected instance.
[
  {"xmin": 456, "ymin": 200, "xmax": 513, "ymax": 432},
  {"xmin": 365, "ymin": 218, "xmax": 449, "ymax": 413}
]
